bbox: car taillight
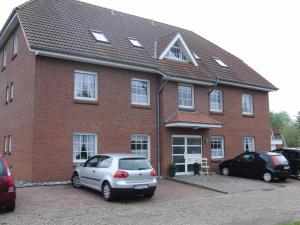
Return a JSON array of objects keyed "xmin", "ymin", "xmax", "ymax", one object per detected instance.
[
  {"xmin": 3, "ymin": 159, "xmax": 14, "ymax": 192},
  {"xmin": 272, "ymin": 156, "xmax": 279, "ymax": 166},
  {"xmin": 150, "ymin": 169, "xmax": 156, "ymax": 177},
  {"xmin": 113, "ymin": 169, "xmax": 129, "ymax": 178}
]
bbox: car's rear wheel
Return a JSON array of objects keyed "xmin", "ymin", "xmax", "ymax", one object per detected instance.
[
  {"xmin": 6, "ymin": 202, "xmax": 15, "ymax": 212},
  {"xmin": 71, "ymin": 173, "xmax": 81, "ymax": 188},
  {"xmin": 221, "ymin": 167, "xmax": 230, "ymax": 176},
  {"xmin": 263, "ymin": 172, "xmax": 272, "ymax": 182},
  {"xmin": 102, "ymin": 182, "xmax": 114, "ymax": 201}
]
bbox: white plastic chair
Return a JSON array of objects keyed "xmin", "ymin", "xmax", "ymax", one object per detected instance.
[{"xmin": 201, "ymin": 158, "xmax": 210, "ymax": 175}]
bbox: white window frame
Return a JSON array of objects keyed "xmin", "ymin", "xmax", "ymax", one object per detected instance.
[
  {"xmin": 209, "ymin": 89, "xmax": 223, "ymax": 112},
  {"xmin": 243, "ymin": 137, "xmax": 255, "ymax": 152},
  {"xmin": 131, "ymin": 78, "xmax": 150, "ymax": 106},
  {"xmin": 91, "ymin": 31, "xmax": 110, "ymax": 43},
  {"xmin": 74, "ymin": 70, "xmax": 98, "ymax": 101},
  {"xmin": 210, "ymin": 136, "xmax": 224, "ymax": 159},
  {"xmin": 5, "ymin": 86, "xmax": 10, "ymax": 103},
  {"xmin": 242, "ymin": 94, "xmax": 253, "ymax": 115},
  {"xmin": 130, "ymin": 134, "xmax": 151, "ymax": 160},
  {"xmin": 13, "ymin": 32, "xmax": 18, "ymax": 57},
  {"xmin": 4, "ymin": 136, "xmax": 8, "ymax": 154},
  {"xmin": 73, "ymin": 132, "xmax": 98, "ymax": 163},
  {"xmin": 178, "ymin": 83, "xmax": 194, "ymax": 109},
  {"xmin": 10, "ymin": 83, "xmax": 13, "ymax": 101},
  {"xmin": 213, "ymin": 57, "xmax": 228, "ymax": 68},
  {"xmin": 8, "ymin": 135, "xmax": 12, "ymax": 154},
  {"xmin": 128, "ymin": 38, "xmax": 143, "ymax": 47},
  {"xmin": 2, "ymin": 47, "xmax": 7, "ymax": 69}
]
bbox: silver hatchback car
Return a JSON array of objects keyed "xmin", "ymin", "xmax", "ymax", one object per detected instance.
[{"xmin": 71, "ymin": 153, "xmax": 157, "ymax": 201}]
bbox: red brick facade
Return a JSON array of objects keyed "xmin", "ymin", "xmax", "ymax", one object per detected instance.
[{"xmin": 0, "ymin": 26, "xmax": 272, "ymax": 182}]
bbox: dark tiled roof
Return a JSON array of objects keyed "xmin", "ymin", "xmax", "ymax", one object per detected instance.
[{"xmin": 15, "ymin": 0, "xmax": 277, "ymax": 90}]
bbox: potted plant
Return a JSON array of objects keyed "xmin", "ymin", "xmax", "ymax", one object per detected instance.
[
  {"xmin": 193, "ymin": 162, "xmax": 201, "ymax": 176},
  {"xmin": 168, "ymin": 163, "xmax": 177, "ymax": 177}
]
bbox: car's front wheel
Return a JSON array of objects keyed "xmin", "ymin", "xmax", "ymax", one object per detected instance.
[
  {"xmin": 71, "ymin": 173, "xmax": 81, "ymax": 188},
  {"xmin": 263, "ymin": 171, "xmax": 272, "ymax": 182},
  {"xmin": 221, "ymin": 167, "xmax": 230, "ymax": 176},
  {"xmin": 102, "ymin": 182, "xmax": 114, "ymax": 201}
]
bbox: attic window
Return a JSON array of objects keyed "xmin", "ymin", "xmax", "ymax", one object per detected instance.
[
  {"xmin": 213, "ymin": 57, "xmax": 228, "ymax": 68},
  {"xmin": 129, "ymin": 38, "xmax": 143, "ymax": 47},
  {"xmin": 166, "ymin": 42, "xmax": 187, "ymax": 61},
  {"xmin": 193, "ymin": 53, "xmax": 201, "ymax": 60},
  {"xmin": 91, "ymin": 31, "xmax": 109, "ymax": 43}
]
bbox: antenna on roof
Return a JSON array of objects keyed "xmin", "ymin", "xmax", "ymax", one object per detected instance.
[{"xmin": 111, "ymin": 9, "xmax": 115, "ymax": 15}]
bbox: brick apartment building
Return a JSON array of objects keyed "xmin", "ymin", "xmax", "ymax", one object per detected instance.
[{"xmin": 0, "ymin": 0, "xmax": 277, "ymax": 182}]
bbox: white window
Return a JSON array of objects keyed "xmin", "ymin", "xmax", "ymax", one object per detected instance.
[
  {"xmin": 91, "ymin": 31, "xmax": 109, "ymax": 43},
  {"xmin": 13, "ymin": 33, "xmax": 18, "ymax": 56},
  {"xmin": 131, "ymin": 79, "xmax": 150, "ymax": 105},
  {"xmin": 2, "ymin": 48, "xmax": 7, "ymax": 69},
  {"xmin": 4, "ymin": 136, "xmax": 8, "ymax": 154},
  {"xmin": 193, "ymin": 53, "xmax": 201, "ymax": 60},
  {"xmin": 129, "ymin": 38, "xmax": 142, "ymax": 47},
  {"xmin": 10, "ymin": 83, "xmax": 13, "ymax": 101},
  {"xmin": 210, "ymin": 90, "xmax": 223, "ymax": 112},
  {"xmin": 213, "ymin": 57, "xmax": 228, "ymax": 68},
  {"xmin": 74, "ymin": 70, "xmax": 98, "ymax": 101},
  {"xmin": 244, "ymin": 137, "xmax": 255, "ymax": 152},
  {"xmin": 131, "ymin": 135, "xmax": 150, "ymax": 159},
  {"xmin": 5, "ymin": 86, "xmax": 10, "ymax": 103},
  {"xmin": 211, "ymin": 136, "xmax": 224, "ymax": 159},
  {"xmin": 8, "ymin": 135, "xmax": 11, "ymax": 154},
  {"xmin": 73, "ymin": 133, "xmax": 97, "ymax": 162},
  {"xmin": 178, "ymin": 84, "xmax": 194, "ymax": 109},
  {"xmin": 242, "ymin": 94, "xmax": 253, "ymax": 115},
  {"xmin": 166, "ymin": 42, "xmax": 187, "ymax": 61}
]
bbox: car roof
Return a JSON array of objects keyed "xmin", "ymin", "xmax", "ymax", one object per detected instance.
[
  {"xmin": 281, "ymin": 148, "xmax": 300, "ymax": 151},
  {"xmin": 94, "ymin": 153, "xmax": 147, "ymax": 159},
  {"xmin": 260, "ymin": 152, "xmax": 282, "ymax": 156}
]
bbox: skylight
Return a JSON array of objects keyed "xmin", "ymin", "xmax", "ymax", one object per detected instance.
[
  {"xmin": 91, "ymin": 31, "xmax": 109, "ymax": 43},
  {"xmin": 193, "ymin": 53, "xmax": 201, "ymax": 60},
  {"xmin": 213, "ymin": 57, "xmax": 228, "ymax": 68},
  {"xmin": 129, "ymin": 38, "xmax": 143, "ymax": 47}
]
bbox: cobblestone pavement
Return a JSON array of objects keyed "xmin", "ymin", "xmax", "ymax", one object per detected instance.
[
  {"xmin": 170, "ymin": 174, "xmax": 284, "ymax": 193},
  {"xmin": 0, "ymin": 178, "xmax": 300, "ymax": 225}
]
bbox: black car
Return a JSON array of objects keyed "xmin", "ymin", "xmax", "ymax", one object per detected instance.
[
  {"xmin": 272, "ymin": 148, "xmax": 300, "ymax": 178},
  {"xmin": 219, "ymin": 152, "xmax": 290, "ymax": 182}
]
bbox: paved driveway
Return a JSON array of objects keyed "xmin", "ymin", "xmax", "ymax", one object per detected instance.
[{"xmin": 1, "ymin": 178, "xmax": 300, "ymax": 225}]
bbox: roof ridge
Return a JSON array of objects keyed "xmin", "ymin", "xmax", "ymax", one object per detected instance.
[{"xmin": 16, "ymin": 0, "xmax": 40, "ymax": 10}]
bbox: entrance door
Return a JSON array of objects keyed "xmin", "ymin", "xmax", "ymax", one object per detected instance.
[{"xmin": 172, "ymin": 135, "xmax": 202, "ymax": 175}]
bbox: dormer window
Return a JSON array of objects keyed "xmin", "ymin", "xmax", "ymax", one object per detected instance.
[
  {"xmin": 129, "ymin": 38, "xmax": 142, "ymax": 47},
  {"xmin": 166, "ymin": 42, "xmax": 187, "ymax": 61},
  {"xmin": 91, "ymin": 31, "xmax": 110, "ymax": 43},
  {"xmin": 213, "ymin": 57, "xmax": 228, "ymax": 68}
]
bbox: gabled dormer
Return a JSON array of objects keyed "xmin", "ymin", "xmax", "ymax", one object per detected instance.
[{"xmin": 158, "ymin": 33, "xmax": 198, "ymax": 66}]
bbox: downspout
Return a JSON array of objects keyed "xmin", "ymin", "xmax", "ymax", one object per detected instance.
[{"xmin": 156, "ymin": 75, "xmax": 169, "ymax": 177}]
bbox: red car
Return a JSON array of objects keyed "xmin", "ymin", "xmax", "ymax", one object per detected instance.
[{"xmin": 0, "ymin": 155, "xmax": 16, "ymax": 211}]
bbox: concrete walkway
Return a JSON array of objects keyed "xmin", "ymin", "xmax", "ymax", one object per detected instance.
[{"xmin": 168, "ymin": 174, "xmax": 284, "ymax": 194}]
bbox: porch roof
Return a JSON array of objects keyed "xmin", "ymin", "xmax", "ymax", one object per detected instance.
[{"xmin": 165, "ymin": 111, "xmax": 222, "ymax": 129}]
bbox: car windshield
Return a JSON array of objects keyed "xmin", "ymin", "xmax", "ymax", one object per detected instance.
[
  {"xmin": 274, "ymin": 155, "xmax": 288, "ymax": 165},
  {"xmin": 119, "ymin": 158, "xmax": 152, "ymax": 170},
  {"xmin": 0, "ymin": 160, "xmax": 7, "ymax": 177}
]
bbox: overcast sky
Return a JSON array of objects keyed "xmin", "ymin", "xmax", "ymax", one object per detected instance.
[{"xmin": 1, "ymin": 0, "xmax": 299, "ymax": 119}]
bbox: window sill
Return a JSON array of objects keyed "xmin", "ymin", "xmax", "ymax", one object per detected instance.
[
  {"xmin": 12, "ymin": 54, "xmax": 17, "ymax": 61},
  {"xmin": 74, "ymin": 99, "xmax": 98, "ymax": 105},
  {"xmin": 242, "ymin": 114, "xmax": 255, "ymax": 118},
  {"xmin": 211, "ymin": 158, "xmax": 224, "ymax": 163},
  {"xmin": 210, "ymin": 111, "xmax": 224, "ymax": 116},
  {"xmin": 179, "ymin": 107, "xmax": 195, "ymax": 112},
  {"xmin": 131, "ymin": 104, "xmax": 151, "ymax": 109}
]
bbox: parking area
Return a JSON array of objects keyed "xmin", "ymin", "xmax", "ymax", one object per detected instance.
[{"xmin": 1, "ymin": 177, "xmax": 300, "ymax": 225}]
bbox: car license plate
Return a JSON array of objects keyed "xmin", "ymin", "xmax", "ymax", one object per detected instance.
[
  {"xmin": 133, "ymin": 184, "xmax": 148, "ymax": 190},
  {"xmin": 284, "ymin": 166, "xmax": 290, "ymax": 169}
]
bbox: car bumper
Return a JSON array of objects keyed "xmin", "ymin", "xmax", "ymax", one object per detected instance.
[
  {"xmin": 273, "ymin": 170, "xmax": 290, "ymax": 179},
  {"xmin": 110, "ymin": 178, "xmax": 157, "ymax": 189},
  {"xmin": 112, "ymin": 186, "xmax": 156, "ymax": 196},
  {"xmin": 0, "ymin": 191, "xmax": 16, "ymax": 206}
]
